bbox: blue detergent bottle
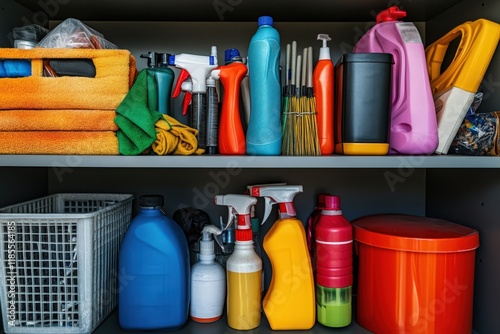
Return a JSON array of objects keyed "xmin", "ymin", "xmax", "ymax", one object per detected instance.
[
  {"xmin": 247, "ymin": 16, "xmax": 282, "ymax": 155},
  {"xmin": 118, "ymin": 195, "xmax": 190, "ymax": 331}
]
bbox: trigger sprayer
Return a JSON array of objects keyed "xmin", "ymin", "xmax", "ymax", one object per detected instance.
[
  {"xmin": 214, "ymin": 194, "xmax": 262, "ymax": 330},
  {"xmin": 248, "ymin": 184, "xmax": 303, "ymax": 223},
  {"xmin": 169, "ymin": 47, "xmax": 218, "ymax": 150},
  {"xmin": 214, "ymin": 194, "xmax": 257, "ymax": 242}
]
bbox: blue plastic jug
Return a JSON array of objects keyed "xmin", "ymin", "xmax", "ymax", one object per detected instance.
[
  {"xmin": 118, "ymin": 195, "xmax": 190, "ymax": 330},
  {"xmin": 246, "ymin": 16, "xmax": 282, "ymax": 155}
]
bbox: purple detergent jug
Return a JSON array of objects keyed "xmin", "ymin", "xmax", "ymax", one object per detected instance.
[{"xmin": 353, "ymin": 6, "xmax": 438, "ymax": 155}]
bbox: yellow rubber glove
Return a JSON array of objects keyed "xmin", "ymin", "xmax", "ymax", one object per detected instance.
[{"xmin": 152, "ymin": 115, "xmax": 205, "ymax": 155}]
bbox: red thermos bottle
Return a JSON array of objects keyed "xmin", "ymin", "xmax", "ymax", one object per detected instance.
[{"xmin": 315, "ymin": 195, "xmax": 352, "ymax": 327}]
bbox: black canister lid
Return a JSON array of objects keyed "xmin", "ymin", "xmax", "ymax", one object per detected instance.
[
  {"xmin": 139, "ymin": 195, "xmax": 164, "ymax": 208},
  {"xmin": 340, "ymin": 53, "xmax": 394, "ymax": 64}
]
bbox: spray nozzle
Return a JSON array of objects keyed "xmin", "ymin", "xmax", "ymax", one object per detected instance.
[
  {"xmin": 201, "ymin": 224, "xmax": 224, "ymax": 256},
  {"xmin": 248, "ymin": 185, "xmax": 303, "ymax": 223},
  {"xmin": 214, "ymin": 194, "xmax": 257, "ymax": 242}
]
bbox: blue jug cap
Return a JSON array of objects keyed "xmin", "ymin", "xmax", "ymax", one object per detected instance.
[
  {"xmin": 139, "ymin": 195, "xmax": 164, "ymax": 209},
  {"xmin": 258, "ymin": 16, "xmax": 273, "ymax": 26},
  {"xmin": 225, "ymin": 48, "xmax": 241, "ymax": 64}
]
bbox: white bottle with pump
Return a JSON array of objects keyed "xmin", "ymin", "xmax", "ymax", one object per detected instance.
[
  {"xmin": 190, "ymin": 225, "xmax": 226, "ymax": 323},
  {"xmin": 215, "ymin": 194, "xmax": 262, "ymax": 330}
]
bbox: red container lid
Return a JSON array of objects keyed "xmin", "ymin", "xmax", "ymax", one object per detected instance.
[{"xmin": 352, "ymin": 214, "xmax": 479, "ymax": 253}]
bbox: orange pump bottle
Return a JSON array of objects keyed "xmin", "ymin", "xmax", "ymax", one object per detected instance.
[
  {"xmin": 211, "ymin": 55, "xmax": 247, "ymax": 155},
  {"xmin": 313, "ymin": 34, "xmax": 334, "ymax": 155}
]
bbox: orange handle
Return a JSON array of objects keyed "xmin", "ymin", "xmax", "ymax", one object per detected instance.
[
  {"xmin": 218, "ymin": 62, "xmax": 247, "ymax": 155},
  {"xmin": 313, "ymin": 60, "xmax": 334, "ymax": 155}
]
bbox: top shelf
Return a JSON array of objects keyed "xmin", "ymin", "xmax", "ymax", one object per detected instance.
[
  {"xmin": 14, "ymin": 0, "xmax": 464, "ymax": 22},
  {"xmin": 1, "ymin": 155, "xmax": 499, "ymax": 169}
]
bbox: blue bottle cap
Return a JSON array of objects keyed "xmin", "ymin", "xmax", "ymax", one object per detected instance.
[
  {"xmin": 225, "ymin": 48, "xmax": 241, "ymax": 64},
  {"xmin": 168, "ymin": 54, "xmax": 175, "ymax": 65},
  {"xmin": 258, "ymin": 16, "xmax": 273, "ymax": 26},
  {"xmin": 139, "ymin": 195, "xmax": 164, "ymax": 209}
]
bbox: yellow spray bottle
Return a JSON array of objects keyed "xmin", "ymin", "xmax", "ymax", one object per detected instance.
[
  {"xmin": 248, "ymin": 184, "xmax": 315, "ymax": 330},
  {"xmin": 214, "ymin": 194, "xmax": 262, "ymax": 330}
]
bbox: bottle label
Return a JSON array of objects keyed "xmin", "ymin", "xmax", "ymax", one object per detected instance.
[{"xmin": 396, "ymin": 22, "xmax": 423, "ymax": 44}]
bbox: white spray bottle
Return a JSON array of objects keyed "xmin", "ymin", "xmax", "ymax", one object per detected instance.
[
  {"xmin": 248, "ymin": 184, "xmax": 315, "ymax": 330},
  {"xmin": 190, "ymin": 224, "xmax": 226, "ymax": 323},
  {"xmin": 214, "ymin": 194, "xmax": 262, "ymax": 330}
]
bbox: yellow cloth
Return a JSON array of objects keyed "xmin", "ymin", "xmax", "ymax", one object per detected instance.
[{"xmin": 152, "ymin": 115, "xmax": 205, "ymax": 155}]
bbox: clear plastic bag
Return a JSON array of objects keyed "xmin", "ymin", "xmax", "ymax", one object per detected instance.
[{"xmin": 37, "ymin": 18, "xmax": 117, "ymax": 49}]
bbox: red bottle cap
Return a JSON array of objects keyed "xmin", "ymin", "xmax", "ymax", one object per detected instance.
[
  {"xmin": 376, "ymin": 6, "xmax": 407, "ymax": 24},
  {"xmin": 236, "ymin": 228, "xmax": 253, "ymax": 241},
  {"xmin": 324, "ymin": 195, "xmax": 340, "ymax": 210}
]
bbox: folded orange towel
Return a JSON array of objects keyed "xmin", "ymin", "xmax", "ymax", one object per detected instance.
[
  {"xmin": 0, "ymin": 109, "xmax": 118, "ymax": 131},
  {"xmin": 0, "ymin": 131, "xmax": 118, "ymax": 155},
  {"xmin": 0, "ymin": 48, "xmax": 136, "ymax": 110}
]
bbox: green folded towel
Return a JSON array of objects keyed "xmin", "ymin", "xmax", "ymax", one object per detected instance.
[{"xmin": 115, "ymin": 69, "xmax": 162, "ymax": 155}]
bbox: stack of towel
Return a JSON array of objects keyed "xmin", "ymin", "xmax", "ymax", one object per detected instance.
[{"xmin": 0, "ymin": 48, "xmax": 136, "ymax": 154}]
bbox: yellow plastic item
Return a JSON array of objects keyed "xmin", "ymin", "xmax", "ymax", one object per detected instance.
[
  {"xmin": 425, "ymin": 19, "xmax": 500, "ymax": 154},
  {"xmin": 262, "ymin": 217, "xmax": 315, "ymax": 330},
  {"xmin": 338, "ymin": 143, "xmax": 389, "ymax": 156},
  {"xmin": 426, "ymin": 19, "xmax": 500, "ymax": 95}
]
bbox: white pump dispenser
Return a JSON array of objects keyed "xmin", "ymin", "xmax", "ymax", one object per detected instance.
[
  {"xmin": 190, "ymin": 224, "xmax": 226, "ymax": 323},
  {"xmin": 318, "ymin": 34, "xmax": 332, "ymax": 61}
]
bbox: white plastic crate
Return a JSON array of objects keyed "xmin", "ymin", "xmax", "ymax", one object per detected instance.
[{"xmin": 0, "ymin": 193, "xmax": 133, "ymax": 334}]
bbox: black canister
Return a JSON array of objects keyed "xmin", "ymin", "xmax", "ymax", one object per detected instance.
[{"xmin": 334, "ymin": 53, "xmax": 393, "ymax": 155}]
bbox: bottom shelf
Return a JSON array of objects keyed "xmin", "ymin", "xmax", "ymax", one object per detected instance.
[{"xmin": 94, "ymin": 309, "xmax": 372, "ymax": 334}]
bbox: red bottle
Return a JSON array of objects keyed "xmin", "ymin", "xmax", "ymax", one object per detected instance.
[
  {"xmin": 315, "ymin": 195, "xmax": 352, "ymax": 327},
  {"xmin": 306, "ymin": 193, "xmax": 327, "ymax": 258}
]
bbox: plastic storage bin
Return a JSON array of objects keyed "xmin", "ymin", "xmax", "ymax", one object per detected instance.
[
  {"xmin": 352, "ymin": 214, "xmax": 479, "ymax": 334},
  {"xmin": 334, "ymin": 53, "xmax": 393, "ymax": 155},
  {"xmin": 0, "ymin": 48, "xmax": 135, "ymax": 110},
  {"xmin": 0, "ymin": 193, "xmax": 134, "ymax": 334}
]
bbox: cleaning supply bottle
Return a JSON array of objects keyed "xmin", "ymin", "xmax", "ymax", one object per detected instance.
[
  {"xmin": 141, "ymin": 52, "xmax": 175, "ymax": 115},
  {"xmin": 306, "ymin": 193, "xmax": 327, "ymax": 261},
  {"xmin": 315, "ymin": 195, "xmax": 352, "ymax": 327},
  {"xmin": 313, "ymin": 34, "xmax": 334, "ymax": 155},
  {"xmin": 211, "ymin": 49, "xmax": 247, "ymax": 155},
  {"xmin": 190, "ymin": 224, "xmax": 226, "ymax": 323},
  {"xmin": 248, "ymin": 184, "xmax": 315, "ymax": 330},
  {"xmin": 214, "ymin": 194, "xmax": 262, "ymax": 330},
  {"xmin": 246, "ymin": 16, "xmax": 282, "ymax": 155},
  {"xmin": 118, "ymin": 195, "xmax": 189, "ymax": 331},
  {"xmin": 353, "ymin": 6, "xmax": 438, "ymax": 155},
  {"xmin": 205, "ymin": 76, "xmax": 219, "ymax": 154},
  {"xmin": 425, "ymin": 19, "xmax": 500, "ymax": 154}
]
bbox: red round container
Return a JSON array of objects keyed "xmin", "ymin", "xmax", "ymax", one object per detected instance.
[{"xmin": 352, "ymin": 214, "xmax": 479, "ymax": 334}]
